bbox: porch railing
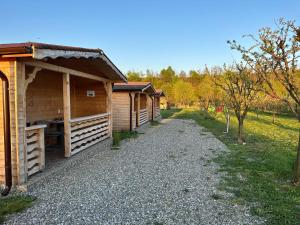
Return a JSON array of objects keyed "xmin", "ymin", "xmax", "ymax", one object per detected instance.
[
  {"xmin": 25, "ymin": 125, "xmax": 46, "ymax": 176},
  {"xmin": 70, "ymin": 113, "xmax": 110, "ymax": 155},
  {"xmin": 155, "ymin": 107, "xmax": 160, "ymax": 117},
  {"xmin": 139, "ymin": 108, "xmax": 148, "ymax": 125}
]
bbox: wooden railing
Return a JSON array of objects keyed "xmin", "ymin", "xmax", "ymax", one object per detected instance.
[
  {"xmin": 70, "ymin": 113, "xmax": 110, "ymax": 155},
  {"xmin": 25, "ymin": 125, "xmax": 46, "ymax": 176},
  {"xmin": 155, "ymin": 107, "xmax": 160, "ymax": 117},
  {"xmin": 139, "ymin": 108, "xmax": 148, "ymax": 125}
]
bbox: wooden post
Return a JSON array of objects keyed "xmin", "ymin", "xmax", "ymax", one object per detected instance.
[
  {"xmin": 107, "ymin": 82, "xmax": 112, "ymax": 137},
  {"xmin": 137, "ymin": 93, "xmax": 140, "ymax": 127},
  {"xmin": 38, "ymin": 128, "xmax": 45, "ymax": 170},
  {"xmin": 63, "ymin": 73, "xmax": 71, "ymax": 157}
]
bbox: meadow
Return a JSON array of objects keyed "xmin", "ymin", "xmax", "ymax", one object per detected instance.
[{"xmin": 161, "ymin": 108, "xmax": 300, "ymax": 225}]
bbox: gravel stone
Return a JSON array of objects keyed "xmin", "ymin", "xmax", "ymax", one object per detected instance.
[{"xmin": 4, "ymin": 119, "xmax": 263, "ymax": 225}]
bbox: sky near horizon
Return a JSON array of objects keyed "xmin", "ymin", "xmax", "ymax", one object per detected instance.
[{"xmin": 1, "ymin": 1, "xmax": 300, "ymax": 74}]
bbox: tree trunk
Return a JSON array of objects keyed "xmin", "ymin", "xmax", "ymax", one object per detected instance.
[
  {"xmin": 272, "ymin": 111, "xmax": 275, "ymax": 124},
  {"xmin": 294, "ymin": 128, "xmax": 300, "ymax": 185},
  {"xmin": 256, "ymin": 110, "xmax": 259, "ymax": 119},
  {"xmin": 226, "ymin": 113, "xmax": 230, "ymax": 133},
  {"xmin": 237, "ymin": 119, "xmax": 244, "ymax": 144}
]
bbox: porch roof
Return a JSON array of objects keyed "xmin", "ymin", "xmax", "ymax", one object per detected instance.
[
  {"xmin": 152, "ymin": 89, "xmax": 165, "ymax": 97},
  {"xmin": 113, "ymin": 82, "xmax": 155, "ymax": 94},
  {"xmin": 0, "ymin": 42, "xmax": 127, "ymax": 82}
]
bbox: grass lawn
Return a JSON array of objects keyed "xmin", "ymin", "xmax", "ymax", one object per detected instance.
[
  {"xmin": 0, "ymin": 195, "xmax": 35, "ymax": 224},
  {"xmin": 161, "ymin": 108, "xmax": 300, "ymax": 225}
]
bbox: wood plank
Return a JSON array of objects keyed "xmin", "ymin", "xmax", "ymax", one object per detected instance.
[
  {"xmin": 26, "ymin": 143, "xmax": 39, "ymax": 153},
  {"xmin": 25, "ymin": 61, "xmax": 109, "ymax": 83},
  {"xmin": 71, "ymin": 134, "xmax": 109, "ymax": 156},
  {"xmin": 71, "ymin": 122, "xmax": 108, "ymax": 138},
  {"xmin": 25, "ymin": 124, "xmax": 47, "ymax": 131},
  {"xmin": 26, "ymin": 134, "xmax": 39, "ymax": 143},
  {"xmin": 70, "ymin": 113, "xmax": 110, "ymax": 123},
  {"xmin": 28, "ymin": 165, "xmax": 40, "ymax": 176},
  {"xmin": 71, "ymin": 126, "xmax": 109, "ymax": 143},
  {"xmin": 71, "ymin": 117, "xmax": 108, "ymax": 131},
  {"xmin": 27, "ymin": 149, "xmax": 39, "ymax": 160},
  {"xmin": 63, "ymin": 73, "xmax": 71, "ymax": 157},
  {"xmin": 71, "ymin": 130, "xmax": 109, "ymax": 149}
]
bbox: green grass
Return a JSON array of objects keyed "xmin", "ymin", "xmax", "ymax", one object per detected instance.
[
  {"xmin": 163, "ymin": 108, "xmax": 300, "ymax": 225},
  {"xmin": 160, "ymin": 108, "xmax": 182, "ymax": 119},
  {"xmin": 112, "ymin": 131, "xmax": 139, "ymax": 147},
  {"xmin": 150, "ymin": 121, "xmax": 161, "ymax": 126},
  {"xmin": 0, "ymin": 195, "xmax": 35, "ymax": 223}
]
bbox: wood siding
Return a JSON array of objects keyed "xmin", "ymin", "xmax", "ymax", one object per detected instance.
[
  {"xmin": 112, "ymin": 92, "xmax": 130, "ymax": 131},
  {"xmin": 0, "ymin": 79, "xmax": 4, "ymax": 182},
  {"xmin": 70, "ymin": 77, "xmax": 107, "ymax": 118},
  {"xmin": 26, "ymin": 70, "xmax": 63, "ymax": 123}
]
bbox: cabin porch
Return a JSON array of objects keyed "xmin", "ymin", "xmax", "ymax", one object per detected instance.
[{"xmin": 23, "ymin": 61, "xmax": 112, "ymax": 180}]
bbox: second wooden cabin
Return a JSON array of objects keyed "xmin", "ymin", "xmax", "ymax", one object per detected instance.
[{"xmin": 112, "ymin": 82, "xmax": 159, "ymax": 131}]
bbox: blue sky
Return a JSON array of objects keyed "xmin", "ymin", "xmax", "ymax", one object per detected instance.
[{"xmin": 1, "ymin": 0, "xmax": 299, "ymax": 73}]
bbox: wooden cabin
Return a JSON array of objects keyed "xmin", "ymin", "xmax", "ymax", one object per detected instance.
[
  {"xmin": 152, "ymin": 89, "xmax": 165, "ymax": 118},
  {"xmin": 0, "ymin": 42, "xmax": 127, "ymax": 185},
  {"xmin": 112, "ymin": 82, "xmax": 156, "ymax": 131}
]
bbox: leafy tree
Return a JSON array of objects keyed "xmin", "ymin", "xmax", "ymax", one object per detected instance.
[
  {"xmin": 160, "ymin": 66, "xmax": 177, "ymax": 83},
  {"xmin": 188, "ymin": 70, "xmax": 202, "ymax": 87},
  {"xmin": 127, "ymin": 71, "xmax": 142, "ymax": 81},
  {"xmin": 213, "ymin": 63, "xmax": 263, "ymax": 143},
  {"xmin": 229, "ymin": 19, "xmax": 300, "ymax": 184},
  {"xmin": 173, "ymin": 80, "xmax": 196, "ymax": 107}
]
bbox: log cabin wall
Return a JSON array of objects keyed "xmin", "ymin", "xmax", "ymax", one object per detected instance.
[
  {"xmin": 112, "ymin": 92, "xmax": 130, "ymax": 131},
  {"xmin": 140, "ymin": 94, "xmax": 147, "ymax": 109},
  {"xmin": 147, "ymin": 95, "xmax": 153, "ymax": 121},
  {"xmin": 26, "ymin": 70, "xmax": 63, "ymax": 123},
  {"xmin": 0, "ymin": 61, "xmax": 25, "ymax": 185},
  {"xmin": 0, "ymin": 78, "xmax": 4, "ymax": 182},
  {"xmin": 70, "ymin": 77, "xmax": 107, "ymax": 118}
]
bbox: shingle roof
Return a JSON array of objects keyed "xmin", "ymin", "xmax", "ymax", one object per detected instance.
[
  {"xmin": 0, "ymin": 42, "xmax": 127, "ymax": 82},
  {"xmin": 113, "ymin": 82, "xmax": 155, "ymax": 93}
]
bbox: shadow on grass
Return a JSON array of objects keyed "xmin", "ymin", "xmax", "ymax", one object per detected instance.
[
  {"xmin": 247, "ymin": 112, "xmax": 299, "ymax": 133},
  {"xmin": 166, "ymin": 108, "xmax": 300, "ymax": 225}
]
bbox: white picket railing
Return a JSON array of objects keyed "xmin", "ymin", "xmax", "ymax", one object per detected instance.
[
  {"xmin": 70, "ymin": 113, "xmax": 110, "ymax": 155},
  {"xmin": 25, "ymin": 124, "xmax": 46, "ymax": 176},
  {"xmin": 139, "ymin": 108, "xmax": 148, "ymax": 125}
]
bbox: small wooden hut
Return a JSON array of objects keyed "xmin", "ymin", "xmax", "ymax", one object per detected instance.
[
  {"xmin": 0, "ymin": 42, "xmax": 126, "ymax": 186},
  {"xmin": 112, "ymin": 82, "xmax": 156, "ymax": 131},
  {"xmin": 152, "ymin": 89, "xmax": 165, "ymax": 118}
]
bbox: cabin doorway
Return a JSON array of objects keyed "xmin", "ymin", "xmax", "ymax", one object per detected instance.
[{"xmin": 26, "ymin": 69, "xmax": 65, "ymax": 170}]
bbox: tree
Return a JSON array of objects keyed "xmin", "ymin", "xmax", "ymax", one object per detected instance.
[
  {"xmin": 188, "ymin": 70, "xmax": 202, "ymax": 87},
  {"xmin": 127, "ymin": 71, "xmax": 142, "ymax": 81},
  {"xmin": 160, "ymin": 66, "xmax": 177, "ymax": 83},
  {"xmin": 213, "ymin": 63, "xmax": 263, "ymax": 143},
  {"xmin": 173, "ymin": 80, "xmax": 196, "ymax": 107},
  {"xmin": 229, "ymin": 19, "xmax": 300, "ymax": 184}
]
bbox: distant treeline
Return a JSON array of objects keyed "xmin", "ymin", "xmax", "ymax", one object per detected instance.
[{"xmin": 127, "ymin": 66, "xmax": 296, "ymax": 114}]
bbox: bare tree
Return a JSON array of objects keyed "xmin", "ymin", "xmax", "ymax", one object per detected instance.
[
  {"xmin": 213, "ymin": 63, "xmax": 262, "ymax": 143},
  {"xmin": 229, "ymin": 19, "xmax": 300, "ymax": 184}
]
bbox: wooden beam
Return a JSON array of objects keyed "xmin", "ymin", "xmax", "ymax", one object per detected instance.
[
  {"xmin": 1, "ymin": 54, "xmax": 33, "ymax": 58},
  {"xmin": 137, "ymin": 93, "xmax": 140, "ymax": 127},
  {"xmin": 24, "ymin": 60, "xmax": 109, "ymax": 82},
  {"xmin": 63, "ymin": 73, "xmax": 71, "ymax": 157},
  {"xmin": 24, "ymin": 67, "xmax": 42, "ymax": 91}
]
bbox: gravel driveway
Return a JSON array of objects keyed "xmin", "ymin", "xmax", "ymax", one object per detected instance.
[{"xmin": 5, "ymin": 119, "xmax": 262, "ymax": 225}]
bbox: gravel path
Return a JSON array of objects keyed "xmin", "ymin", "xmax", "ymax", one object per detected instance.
[{"xmin": 5, "ymin": 119, "xmax": 262, "ymax": 225}]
